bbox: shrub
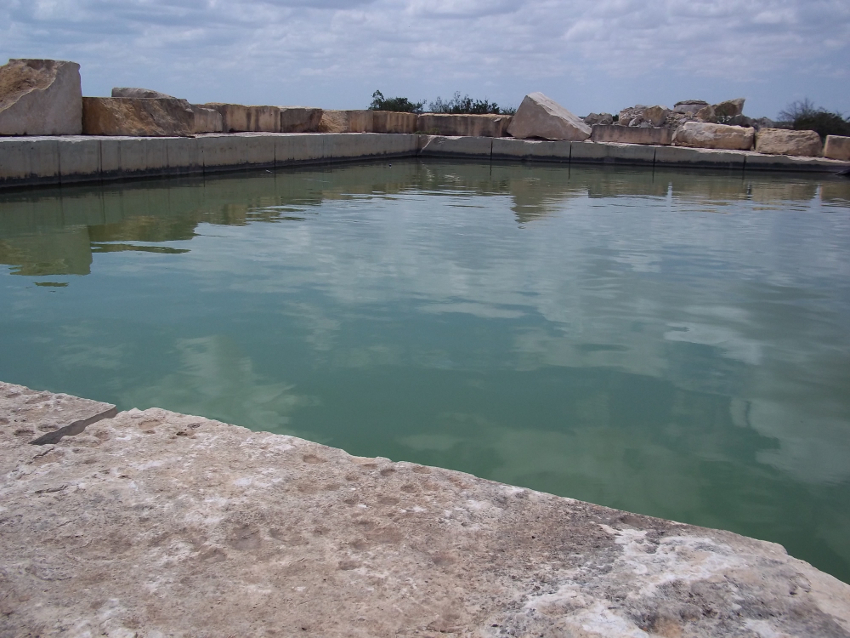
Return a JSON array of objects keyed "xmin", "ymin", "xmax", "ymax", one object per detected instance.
[
  {"xmin": 428, "ymin": 92, "xmax": 509, "ymax": 115},
  {"xmin": 778, "ymin": 99, "xmax": 850, "ymax": 140},
  {"xmin": 368, "ymin": 90, "xmax": 424, "ymax": 113}
]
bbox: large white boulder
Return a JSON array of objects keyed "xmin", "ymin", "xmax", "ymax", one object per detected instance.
[
  {"xmin": 755, "ymin": 128, "xmax": 822, "ymax": 157},
  {"xmin": 0, "ymin": 59, "xmax": 82, "ymax": 135},
  {"xmin": 673, "ymin": 121, "xmax": 754, "ymax": 150},
  {"xmin": 507, "ymin": 92, "xmax": 591, "ymax": 141},
  {"xmin": 824, "ymin": 135, "xmax": 850, "ymax": 161},
  {"xmin": 82, "ymin": 97, "xmax": 194, "ymax": 136}
]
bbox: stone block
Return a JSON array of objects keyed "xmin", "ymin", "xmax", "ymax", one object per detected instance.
[
  {"xmin": 82, "ymin": 98, "xmax": 194, "ymax": 137},
  {"xmin": 57, "ymin": 136, "xmax": 101, "ymax": 183},
  {"xmin": 372, "ymin": 111, "xmax": 418, "ymax": 134},
  {"xmin": 275, "ymin": 134, "xmax": 324, "ymax": 164},
  {"xmin": 279, "ymin": 107, "xmax": 323, "ymax": 133},
  {"xmin": 507, "ymin": 92, "xmax": 590, "ymax": 141},
  {"xmin": 743, "ymin": 152, "xmax": 848, "ymax": 172},
  {"xmin": 419, "ymin": 135, "xmax": 492, "ymax": 157},
  {"xmin": 204, "ymin": 104, "xmax": 281, "ymax": 133},
  {"xmin": 0, "ymin": 59, "xmax": 82, "ymax": 136},
  {"xmin": 319, "ymin": 110, "xmax": 374, "ymax": 133},
  {"xmin": 240, "ymin": 134, "xmax": 276, "ymax": 166},
  {"xmin": 417, "ymin": 113, "xmax": 510, "ymax": 138},
  {"xmin": 713, "ymin": 98, "xmax": 745, "ymax": 118},
  {"xmin": 673, "ymin": 122, "xmax": 754, "ymax": 151},
  {"xmin": 322, "ymin": 133, "xmax": 418, "ymax": 160},
  {"xmin": 198, "ymin": 135, "xmax": 247, "ymax": 170},
  {"xmin": 655, "ymin": 145, "xmax": 746, "ymax": 168},
  {"xmin": 491, "ymin": 138, "xmax": 570, "ymax": 161},
  {"xmin": 591, "ymin": 125, "xmax": 672, "ymax": 146},
  {"xmin": 755, "ymin": 128, "xmax": 822, "ymax": 157},
  {"xmin": 0, "ymin": 137, "xmax": 60, "ymax": 186},
  {"xmin": 570, "ymin": 141, "xmax": 656, "ymax": 165},
  {"xmin": 192, "ymin": 105, "xmax": 223, "ymax": 134},
  {"xmin": 824, "ymin": 135, "xmax": 850, "ymax": 161},
  {"xmin": 166, "ymin": 137, "xmax": 202, "ymax": 174}
]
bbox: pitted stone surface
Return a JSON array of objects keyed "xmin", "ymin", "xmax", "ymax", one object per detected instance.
[{"xmin": 1, "ymin": 381, "xmax": 849, "ymax": 637}]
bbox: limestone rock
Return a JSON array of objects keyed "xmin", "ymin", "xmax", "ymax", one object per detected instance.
[
  {"xmin": 756, "ymin": 128, "xmax": 823, "ymax": 157},
  {"xmin": 695, "ymin": 104, "xmax": 716, "ymax": 122},
  {"xmin": 371, "ymin": 111, "xmax": 418, "ymax": 134},
  {"xmin": 824, "ymin": 135, "xmax": 850, "ymax": 161},
  {"xmin": 713, "ymin": 98, "xmax": 745, "ymax": 118},
  {"xmin": 82, "ymin": 97, "xmax": 194, "ymax": 136},
  {"xmin": 643, "ymin": 105, "xmax": 669, "ymax": 127},
  {"xmin": 191, "ymin": 104, "xmax": 223, "ymax": 133},
  {"xmin": 204, "ymin": 103, "xmax": 281, "ymax": 133},
  {"xmin": 0, "ymin": 59, "xmax": 82, "ymax": 136},
  {"xmin": 583, "ymin": 112, "xmax": 614, "ymax": 126},
  {"xmin": 2, "ymin": 380, "xmax": 850, "ymax": 638},
  {"xmin": 319, "ymin": 110, "xmax": 374, "ymax": 133},
  {"xmin": 111, "ymin": 87, "xmax": 175, "ymax": 99},
  {"xmin": 507, "ymin": 92, "xmax": 590, "ymax": 141},
  {"xmin": 673, "ymin": 121, "xmax": 755, "ymax": 150},
  {"xmin": 674, "ymin": 99, "xmax": 709, "ymax": 115},
  {"xmin": 417, "ymin": 113, "xmax": 510, "ymax": 138},
  {"xmin": 279, "ymin": 106, "xmax": 323, "ymax": 133}
]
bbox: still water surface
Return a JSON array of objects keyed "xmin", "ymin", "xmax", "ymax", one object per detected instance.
[{"xmin": 1, "ymin": 160, "xmax": 849, "ymax": 582}]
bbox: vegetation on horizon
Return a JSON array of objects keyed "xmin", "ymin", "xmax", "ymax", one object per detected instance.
[
  {"xmin": 778, "ymin": 99, "xmax": 850, "ymax": 140},
  {"xmin": 369, "ymin": 90, "xmax": 515, "ymax": 115}
]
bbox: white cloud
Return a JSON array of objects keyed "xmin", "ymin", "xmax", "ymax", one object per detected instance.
[{"xmin": 0, "ymin": 1, "xmax": 848, "ymax": 118}]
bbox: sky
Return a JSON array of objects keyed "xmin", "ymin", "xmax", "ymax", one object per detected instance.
[{"xmin": 1, "ymin": 0, "xmax": 848, "ymax": 119}]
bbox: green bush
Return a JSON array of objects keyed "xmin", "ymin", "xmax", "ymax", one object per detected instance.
[
  {"xmin": 779, "ymin": 99, "xmax": 850, "ymax": 140},
  {"xmin": 368, "ymin": 90, "xmax": 424, "ymax": 113},
  {"xmin": 428, "ymin": 92, "xmax": 509, "ymax": 115}
]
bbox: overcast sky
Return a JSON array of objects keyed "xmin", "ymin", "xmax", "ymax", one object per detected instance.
[{"xmin": 1, "ymin": 0, "xmax": 848, "ymax": 118}]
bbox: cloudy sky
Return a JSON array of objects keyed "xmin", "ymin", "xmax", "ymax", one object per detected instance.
[{"xmin": 1, "ymin": 0, "xmax": 848, "ymax": 118}]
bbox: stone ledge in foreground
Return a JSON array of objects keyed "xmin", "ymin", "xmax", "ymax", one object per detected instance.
[{"xmin": 1, "ymin": 380, "xmax": 849, "ymax": 637}]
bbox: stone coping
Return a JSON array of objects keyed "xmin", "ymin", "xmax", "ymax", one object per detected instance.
[
  {"xmin": 1, "ymin": 133, "xmax": 848, "ymax": 190},
  {"xmin": 2, "ymin": 380, "xmax": 850, "ymax": 636}
]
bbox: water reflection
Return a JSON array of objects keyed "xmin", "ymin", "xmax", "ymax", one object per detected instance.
[{"xmin": 1, "ymin": 159, "xmax": 849, "ymax": 583}]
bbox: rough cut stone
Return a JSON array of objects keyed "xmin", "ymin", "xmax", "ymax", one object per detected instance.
[
  {"xmin": 583, "ymin": 112, "xmax": 614, "ymax": 126},
  {"xmin": 111, "ymin": 87, "xmax": 174, "ymax": 99},
  {"xmin": 674, "ymin": 100, "xmax": 709, "ymax": 115},
  {"xmin": 824, "ymin": 135, "xmax": 850, "ymax": 161},
  {"xmin": 279, "ymin": 106, "xmax": 323, "ymax": 133},
  {"xmin": 417, "ymin": 113, "xmax": 510, "ymax": 138},
  {"xmin": 1, "ymin": 380, "xmax": 849, "ymax": 637},
  {"xmin": 591, "ymin": 124, "xmax": 672, "ymax": 145},
  {"xmin": 82, "ymin": 97, "xmax": 194, "ymax": 136},
  {"xmin": 191, "ymin": 104, "xmax": 223, "ymax": 133},
  {"xmin": 695, "ymin": 104, "xmax": 716, "ymax": 122},
  {"xmin": 371, "ymin": 111, "xmax": 418, "ymax": 134},
  {"xmin": 755, "ymin": 128, "xmax": 823, "ymax": 157},
  {"xmin": 204, "ymin": 103, "xmax": 281, "ymax": 133},
  {"xmin": 642, "ymin": 105, "xmax": 669, "ymax": 127},
  {"xmin": 0, "ymin": 59, "xmax": 82, "ymax": 136},
  {"xmin": 713, "ymin": 98, "xmax": 745, "ymax": 118},
  {"xmin": 319, "ymin": 110, "xmax": 374, "ymax": 133},
  {"xmin": 507, "ymin": 92, "xmax": 590, "ymax": 141},
  {"xmin": 673, "ymin": 121, "xmax": 755, "ymax": 151}
]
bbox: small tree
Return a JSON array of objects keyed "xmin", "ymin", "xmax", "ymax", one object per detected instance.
[
  {"xmin": 368, "ymin": 90, "xmax": 424, "ymax": 113},
  {"xmin": 428, "ymin": 92, "xmax": 510, "ymax": 115},
  {"xmin": 779, "ymin": 99, "xmax": 850, "ymax": 140}
]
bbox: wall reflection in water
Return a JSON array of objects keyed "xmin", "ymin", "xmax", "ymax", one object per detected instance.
[{"xmin": 1, "ymin": 159, "xmax": 849, "ymax": 583}]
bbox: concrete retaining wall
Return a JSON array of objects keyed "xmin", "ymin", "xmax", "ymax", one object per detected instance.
[{"xmin": 1, "ymin": 133, "xmax": 848, "ymax": 189}]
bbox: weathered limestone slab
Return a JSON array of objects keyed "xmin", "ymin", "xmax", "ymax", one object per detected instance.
[
  {"xmin": 191, "ymin": 104, "xmax": 224, "ymax": 134},
  {"xmin": 656, "ymin": 145, "xmax": 746, "ymax": 168},
  {"xmin": 491, "ymin": 137, "xmax": 571, "ymax": 161},
  {"xmin": 755, "ymin": 128, "xmax": 823, "ymax": 157},
  {"xmin": 204, "ymin": 103, "xmax": 281, "ymax": 133},
  {"xmin": 279, "ymin": 107, "xmax": 323, "ymax": 133},
  {"xmin": 419, "ymin": 134, "xmax": 492, "ymax": 157},
  {"xmin": 825, "ymin": 135, "xmax": 850, "ymax": 161},
  {"xmin": 319, "ymin": 110, "xmax": 374, "ymax": 133},
  {"xmin": 571, "ymin": 141, "xmax": 656, "ymax": 165},
  {"xmin": 674, "ymin": 100, "xmax": 708, "ymax": 115},
  {"xmin": 507, "ymin": 92, "xmax": 590, "ymax": 141},
  {"xmin": 322, "ymin": 133, "xmax": 419, "ymax": 160},
  {"xmin": 82, "ymin": 97, "xmax": 194, "ymax": 137},
  {"xmin": 673, "ymin": 122, "xmax": 755, "ymax": 151},
  {"xmin": 591, "ymin": 125, "xmax": 672, "ymax": 145},
  {"xmin": 0, "ymin": 137, "xmax": 60, "ymax": 186},
  {"xmin": 743, "ymin": 151, "xmax": 850, "ymax": 172},
  {"xmin": 371, "ymin": 111, "xmax": 418, "ymax": 134},
  {"xmin": 57, "ymin": 136, "xmax": 101, "ymax": 183},
  {"xmin": 417, "ymin": 113, "xmax": 511, "ymax": 138},
  {"xmin": 713, "ymin": 98, "xmax": 745, "ymax": 118},
  {"xmin": 274, "ymin": 133, "xmax": 325, "ymax": 164},
  {"xmin": 1, "ymin": 380, "xmax": 849, "ymax": 637},
  {"xmin": 0, "ymin": 59, "xmax": 83, "ymax": 136}
]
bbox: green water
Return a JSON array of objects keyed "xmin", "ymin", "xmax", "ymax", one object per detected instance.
[{"xmin": 1, "ymin": 160, "xmax": 849, "ymax": 583}]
